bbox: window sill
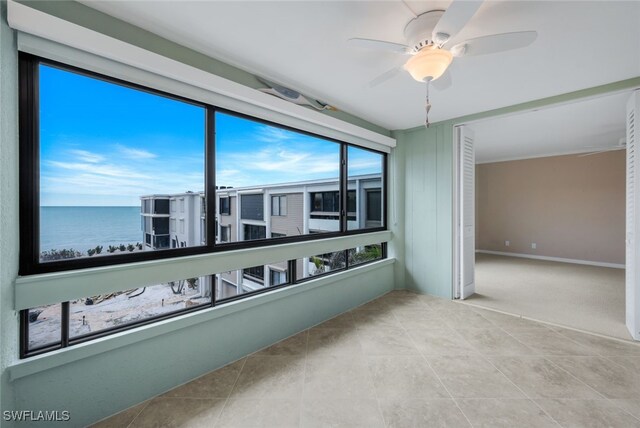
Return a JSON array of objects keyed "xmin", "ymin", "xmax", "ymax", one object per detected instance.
[
  {"xmin": 8, "ymin": 257, "xmax": 394, "ymax": 381},
  {"xmin": 16, "ymin": 230, "xmax": 391, "ymax": 310}
]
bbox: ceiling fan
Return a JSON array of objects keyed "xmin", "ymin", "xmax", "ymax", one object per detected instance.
[
  {"xmin": 348, "ymin": 0, "xmax": 537, "ymax": 126},
  {"xmin": 578, "ymin": 138, "xmax": 627, "ymax": 157}
]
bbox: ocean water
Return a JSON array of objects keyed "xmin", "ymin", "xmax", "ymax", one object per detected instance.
[{"xmin": 40, "ymin": 206, "xmax": 142, "ymax": 254}]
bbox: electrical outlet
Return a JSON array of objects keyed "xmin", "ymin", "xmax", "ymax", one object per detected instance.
[
  {"xmin": 505, "ymin": 240, "xmax": 510, "ymax": 247},
  {"xmin": 531, "ymin": 243, "xmax": 537, "ymax": 249}
]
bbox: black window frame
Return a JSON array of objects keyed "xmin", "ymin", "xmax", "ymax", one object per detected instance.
[
  {"xmin": 20, "ymin": 54, "xmax": 387, "ymax": 275},
  {"xmin": 19, "ymin": 53, "xmax": 389, "ymax": 359}
]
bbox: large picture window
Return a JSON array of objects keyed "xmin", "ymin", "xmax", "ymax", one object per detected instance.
[
  {"xmin": 21, "ymin": 56, "xmax": 207, "ymax": 273},
  {"xmin": 215, "ymin": 111, "xmax": 343, "ymax": 239},
  {"xmin": 19, "ymin": 53, "xmax": 388, "ymax": 358}
]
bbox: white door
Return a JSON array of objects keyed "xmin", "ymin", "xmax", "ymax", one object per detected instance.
[
  {"xmin": 458, "ymin": 125, "xmax": 476, "ymax": 299},
  {"xmin": 627, "ymin": 90, "xmax": 640, "ymax": 341}
]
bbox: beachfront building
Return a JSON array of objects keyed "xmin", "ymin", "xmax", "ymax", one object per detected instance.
[{"xmin": 141, "ymin": 173, "xmax": 382, "ymax": 299}]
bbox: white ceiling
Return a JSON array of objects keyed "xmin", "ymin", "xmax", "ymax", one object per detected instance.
[
  {"xmin": 81, "ymin": 1, "xmax": 640, "ymax": 131},
  {"xmin": 472, "ymin": 90, "xmax": 631, "ymax": 163}
]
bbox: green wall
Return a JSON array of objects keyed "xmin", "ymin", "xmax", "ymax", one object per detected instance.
[
  {"xmin": 393, "ymin": 124, "xmax": 453, "ymax": 298},
  {"xmin": 10, "ymin": 263, "xmax": 394, "ymax": 427},
  {"xmin": 0, "ymin": 0, "xmax": 20, "ymax": 420}
]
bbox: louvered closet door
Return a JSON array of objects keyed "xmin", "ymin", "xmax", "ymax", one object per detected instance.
[
  {"xmin": 459, "ymin": 126, "xmax": 476, "ymax": 299},
  {"xmin": 627, "ymin": 90, "xmax": 640, "ymax": 340}
]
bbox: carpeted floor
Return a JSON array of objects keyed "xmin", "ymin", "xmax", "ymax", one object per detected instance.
[{"xmin": 468, "ymin": 253, "xmax": 630, "ymax": 340}]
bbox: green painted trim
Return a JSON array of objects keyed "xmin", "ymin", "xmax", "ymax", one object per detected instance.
[
  {"xmin": 18, "ymin": 0, "xmax": 391, "ymax": 137},
  {"xmin": 16, "ymin": 230, "xmax": 392, "ymax": 310},
  {"xmin": 7, "ymin": 259, "xmax": 395, "ymax": 381},
  {"xmin": 9, "ymin": 258, "xmax": 393, "ymax": 381},
  {"xmin": 402, "ymin": 76, "xmax": 640, "ymax": 133}
]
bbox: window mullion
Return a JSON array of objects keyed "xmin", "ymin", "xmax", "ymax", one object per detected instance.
[
  {"xmin": 207, "ymin": 107, "xmax": 216, "ymax": 250},
  {"xmin": 61, "ymin": 302, "xmax": 70, "ymax": 348},
  {"xmin": 339, "ymin": 143, "xmax": 348, "ymax": 233}
]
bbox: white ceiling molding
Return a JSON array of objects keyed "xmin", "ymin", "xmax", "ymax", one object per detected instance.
[{"xmin": 7, "ymin": 0, "xmax": 395, "ymax": 152}]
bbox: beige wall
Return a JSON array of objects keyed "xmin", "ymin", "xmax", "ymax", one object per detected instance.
[
  {"xmin": 476, "ymin": 150, "xmax": 625, "ymax": 264},
  {"xmin": 271, "ymin": 193, "xmax": 304, "ymax": 237}
]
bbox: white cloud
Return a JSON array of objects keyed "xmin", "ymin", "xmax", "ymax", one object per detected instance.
[
  {"xmin": 256, "ymin": 126, "xmax": 295, "ymax": 143},
  {"xmin": 116, "ymin": 145, "xmax": 158, "ymax": 159},
  {"xmin": 47, "ymin": 160, "xmax": 151, "ymax": 180},
  {"xmin": 68, "ymin": 149, "xmax": 104, "ymax": 163}
]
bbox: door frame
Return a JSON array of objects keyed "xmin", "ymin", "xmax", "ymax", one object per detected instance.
[{"xmin": 451, "ymin": 88, "xmax": 639, "ymax": 337}]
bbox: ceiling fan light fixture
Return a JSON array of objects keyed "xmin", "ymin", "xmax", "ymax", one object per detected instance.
[{"xmin": 404, "ymin": 47, "xmax": 453, "ymax": 82}]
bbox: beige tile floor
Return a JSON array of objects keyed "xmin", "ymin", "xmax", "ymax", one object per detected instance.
[{"xmin": 93, "ymin": 290, "xmax": 640, "ymax": 428}]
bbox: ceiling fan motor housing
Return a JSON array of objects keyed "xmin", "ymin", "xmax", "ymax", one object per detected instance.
[{"xmin": 404, "ymin": 10, "xmax": 446, "ymax": 52}]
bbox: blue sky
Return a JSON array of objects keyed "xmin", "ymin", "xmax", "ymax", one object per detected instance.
[{"xmin": 40, "ymin": 64, "xmax": 382, "ymax": 206}]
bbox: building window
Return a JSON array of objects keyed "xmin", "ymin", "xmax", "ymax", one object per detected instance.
[
  {"xmin": 243, "ymin": 224, "xmax": 266, "ymax": 241},
  {"xmin": 179, "ymin": 219, "xmax": 185, "ymax": 234},
  {"xmin": 271, "ymin": 195, "xmax": 287, "ymax": 216},
  {"xmin": 155, "ymin": 199, "xmax": 170, "ymax": 214},
  {"xmin": 219, "ymin": 197, "xmax": 230, "ymax": 215},
  {"xmin": 21, "ymin": 57, "xmax": 206, "ymax": 273},
  {"xmin": 179, "ymin": 198, "xmax": 185, "ymax": 213},
  {"xmin": 220, "ymin": 225, "xmax": 231, "ymax": 243},
  {"xmin": 170, "ymin": 199, "xmax": 176, "ymax": 213},
  {"xmin": 311, "ymin": 191, "xmax": 340, "ymax": 213},
  {"xmin": 243, "ymin": 265, "xmax": 264, "ymax": 283},
  {"xmin": 240, "ymin": 194, "xmax": 264, "ymax": 221},
  {"xmin": 170, "ymin": 218, "xmax": 176, "ymax": 233},
  {"xmin": 270, "ymin": 268, "xmax": 287, "ymax": 286},
  {"xmin": 216, "ymin": 111, "xmax": 341, "ymax": 236},
  {"xmin": 366, "ymin": 190, "xmax": 382, "ymax": 222}
]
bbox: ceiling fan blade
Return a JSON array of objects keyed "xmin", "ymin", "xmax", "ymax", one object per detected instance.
[
  {"xmin": 348, "ymin": 38, "xmax": 411, "ymax": 55},
  {"xmin": 432, "ymin": 0, "xmax": 484, "ymax": 46},
  {"xmin": 432, "ymin": 68, "xmax": 452, "ymax": 91},
  {"xmin": 451, "ymin": 31, "xmax": 537, "ymax": 57},
  {"xmin": 368, "ymin": 66, "xmax": 403, "ymax": 88}
]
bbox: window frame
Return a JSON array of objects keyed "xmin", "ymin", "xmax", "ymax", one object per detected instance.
[
  {"xmin": 19, "ymin": 53, "xmax": 217, "ymax": 275},
  {"xmin": 19, "ymin": 53, "xmax": 389, "ymax": 278},
  {"xmin": 271, "ymin": 195, "xmax": 287, "ymax": 217}
]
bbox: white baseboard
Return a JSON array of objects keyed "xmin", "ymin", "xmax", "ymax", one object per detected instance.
[{"xmin": 476, "ymin": 250, "xmax": 625, "ymax": 269}]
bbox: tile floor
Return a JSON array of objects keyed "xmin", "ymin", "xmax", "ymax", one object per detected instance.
[{"xmin": 93, "ymin": 290, "xmax": 640, "ymax": 427}]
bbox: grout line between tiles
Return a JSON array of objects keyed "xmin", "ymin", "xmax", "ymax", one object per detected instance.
[
  {"xmin": 356, "ymin": 327, "xmax": 391, "ymax": 428},
  {"xmin": 214, "ymin": 356, "xmax": 248, "ymax": 427},
  {"xmin": 439, "ymin": 310, "xmax": 562, "ymax": 426},
  {"xmin": 124, "ymin": 400, "xmax": 151, "ymax": 428},
  {"xmin": 390, "ymin": 305, "xmax": 475, "ymax": 428},
  {"xmin": 298, "ymin": 328, "xmax": 309, "ymax": 428},
  {"xmin": 606, "ymin": 398, "xmax": 640, "ymax": 423},
  {"xmin": 479, "ymin": 353, "xmax": 564, "ymax": 427},
  {"xmin": 496, "ymin": 327, "xmax": 611, "ymax": 402}
]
